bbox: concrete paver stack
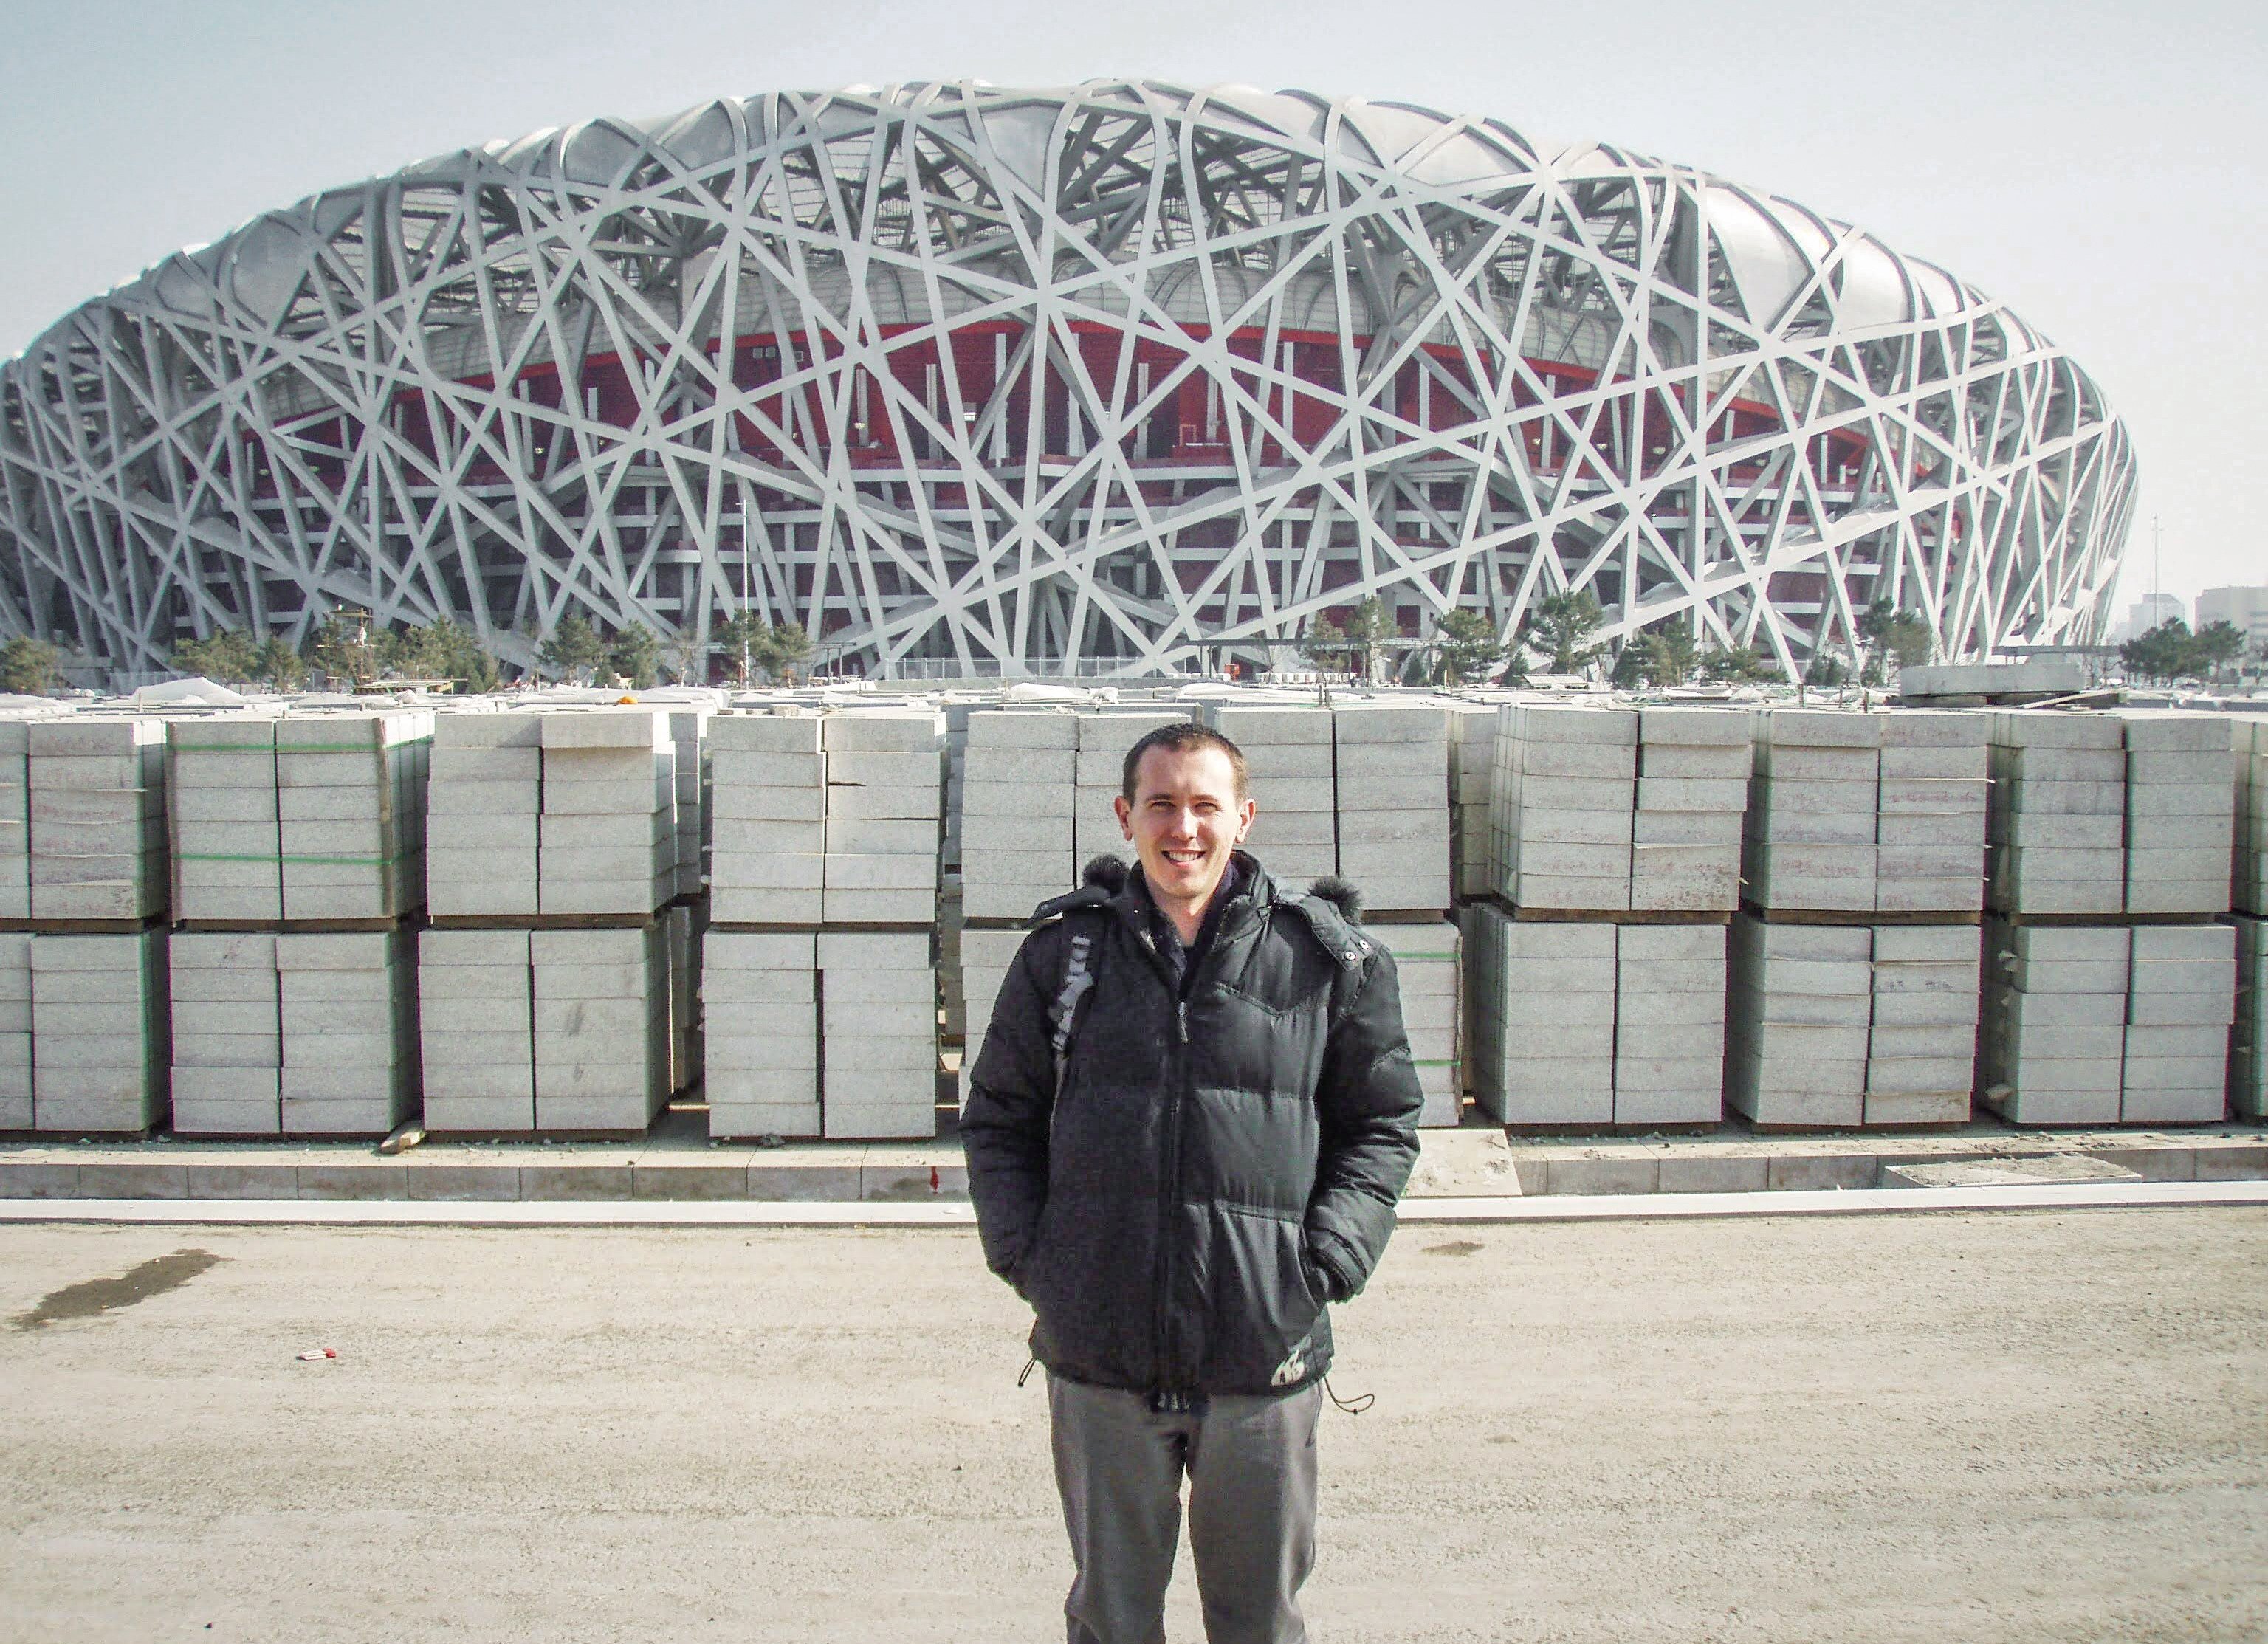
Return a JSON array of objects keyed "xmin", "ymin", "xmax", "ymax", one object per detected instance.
[
  {"xmin": 1632, "ymin": 709, "xmax": 1748, "ymax": 912},
  {"xmin": 705, "ymin": 707, "xmax": 942, "ymax": 1140},
  {"xmin": 1074, "ymin": 710, "xmax": 1182, "ymax": 869},
  {"xmin": 168, "ymin": 709, "xmax": 428, "ymax": 1138},
  {"xmin": 278, "ymin": 931, "xmax": 418, "ymax": 1135},
  {"xmin": 2238, "ymin": 721, "xmax": 2267, "ymax": 1120},
  {"xmin": 0, "ymin": 932, "xmax": 27, "ymax": 1128},
  {"xmin": 417, "ymin": 929, "xmax": 536, "ymax": 1133},
  {"xmin": 30, "ymin": 717, "xmax": 168, "ymax": 923},
  {"xmin": 30, "ymin": 929, "xmax": 168, "ymax": 1135},
  {"xmin": 1334, "ymin": 702, "xmax": 1451, "ymax": 914},
  {"xmin": 0, "ymin": 721, "xmax": 35, "ymax": 918},
  {"xmin": 419, "ymin": 707, "xmax": 678, "ymax": 1136},
  {"xmin": 278, "ymin": 712, "xmax": 430, "ymax": 921},
  {"xmin": 1729, "ymin": 709, "xmax": 1986, "ymax": 1129},
  {"xmin": 1465, "ymin": 914, "xmax": 1615, "ymax": 1124},
  {"xmin": 426, "ymin": 712, "xmax": 540, "ymax": 918},
  {"xmin": 1364, "ymin": 920, "xmax": 1460, "ymax": 1126},
  {"xmin": 1447, "ymin": 703, "xmax": 1497, "ymax": 901},
  {"xmin": 707, "ymin": 714, "xmax": 823, "ymax": 924},
  {"xmin": 956, "ymin": 709, "xmax": 1075, "ymax": 921},
  {"xmin": 821, "ymin": 710, "xmax": 943, "ymax": 924},
  {"xmin": 703, "ymin": 929, "xmax": 818, "ymax": 1138},
  {"xmin": 1473, "ymin": 704, "xmax": 1731, "ymax": 1127},
  {"xmin": 170, "ymin": 717, "xmax": 283, "ymax": 921},
  {"xmin": 1203, "ymin": 702, "xmax": 1337, "ymax": 890},
  {"xmin": 15, "ymin": 716, "xmax": 171, "ymax": 1135},
  {"xmin": 2235, "ymin": 913, "xmax": 2266, "ymax": 1121},
  {"xmin": 2237, "ymin": 719, "xmax": 2267, "ymax": 919},
  {"xmin": 1979, "ymin": 711, "xmax": 2237, "ymax": 1124},
  {"xmin": 537, "ymin": 710, "xmax": 676, "ymax": 918}
]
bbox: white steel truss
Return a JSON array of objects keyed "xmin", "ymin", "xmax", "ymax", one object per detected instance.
[{"xmin": 0, "ymin": 81, "xmax": 2135, "ymax": 678}]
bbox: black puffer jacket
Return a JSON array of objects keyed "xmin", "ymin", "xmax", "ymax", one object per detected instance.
[{"xmin": 961, "ymin": 851, "xmax": 1423, "ymax": 1397}]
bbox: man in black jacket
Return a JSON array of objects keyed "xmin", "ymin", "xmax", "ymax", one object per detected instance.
[{"xmin": 962, "ymin": 720, "xmax": 1423, "ymax": 1644}]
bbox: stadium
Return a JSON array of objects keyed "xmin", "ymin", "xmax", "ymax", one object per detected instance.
[{"xmin": 0, "ymin": 80, "xmax": 2134, "ymax": 682}]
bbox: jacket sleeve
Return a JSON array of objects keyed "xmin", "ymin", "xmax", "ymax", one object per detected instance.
[
  {"xmin": 959, "ymin": 928, "xmax": 1061, "ymax": 1296},
  {"xmin": 1302, "ymin": 945, "xmax": 1423, "ymax": 1302}
]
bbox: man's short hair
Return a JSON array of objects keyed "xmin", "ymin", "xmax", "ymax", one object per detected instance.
[{"xmin": 1120, "ymin": 721, "xmax": 1248, "ymax": 805}]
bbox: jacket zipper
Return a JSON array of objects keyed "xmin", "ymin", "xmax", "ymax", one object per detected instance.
[{"xmin": 1153, "ymin": 996, "xmax": 1189, "ymax": 1392}]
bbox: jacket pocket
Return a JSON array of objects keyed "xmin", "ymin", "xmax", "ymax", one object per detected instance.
[{"xmin": 1203, "ymin": 1204, "xmax": 1325, "ymax": 1392}]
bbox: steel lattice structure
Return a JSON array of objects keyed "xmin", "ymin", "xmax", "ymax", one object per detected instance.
[{"xmin": 0, "ymin": 81, "xmax": 2135, "ymax": 680}]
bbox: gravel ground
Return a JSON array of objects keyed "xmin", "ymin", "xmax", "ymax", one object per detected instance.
[{"xmin": 1, "ymin": 1208, "xmax": 2264, "ymax": 1643}]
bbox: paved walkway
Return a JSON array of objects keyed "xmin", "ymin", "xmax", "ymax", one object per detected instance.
[{"xmin": 3, "ymin": 1211, "xmax": 2264, "ymax": 1641}]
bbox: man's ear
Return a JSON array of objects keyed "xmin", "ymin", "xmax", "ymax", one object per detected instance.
[
  {"xmin": 1113, "ymin": 793, "xmax": 1134, "ymax": 841},
  {"xmin": 1236, "ymin": 797, "xmax": 1257, "ymax": 841}
]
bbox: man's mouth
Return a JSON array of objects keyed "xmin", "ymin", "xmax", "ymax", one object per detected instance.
[{"xmin": 1162, "ymin": 848, "xmax": 1206, "ymax": 866}]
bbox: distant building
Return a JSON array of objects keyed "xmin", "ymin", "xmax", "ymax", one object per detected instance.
[
  {"xmin": 2111, "ymin": 592, "xmax": 2185, "ymax": 644},
  {"xmin": 2196, "ymin": 586, "xmax": 2268, "ymax": 653}
]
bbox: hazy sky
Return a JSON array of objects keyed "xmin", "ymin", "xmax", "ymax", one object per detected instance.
[{"xmin": 1, "ymin": 0, "xmax": 2259, "ymax": 613}]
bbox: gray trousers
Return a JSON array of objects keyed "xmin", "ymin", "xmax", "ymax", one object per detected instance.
[{"xmin": 1048, "ymin": 1372, "xmax": 1322, "ymax": 1644}]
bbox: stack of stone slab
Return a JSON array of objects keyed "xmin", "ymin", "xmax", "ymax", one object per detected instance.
[
  {"xmin": 277, "ymin": 931, "xmax": 417, "ymax": 1135},
  {"xmin": 1075, "ymin": 710, "xmax": 1183, "ymax": 868},
  {"xmin": 819, "ymin": 929, "xmax": 937, "ymax": 1138},
  {"xmin": 169, "ymin": 716, "xmax": 284, "ymax": 921},
  {"xmin": 703, "ymin": 929, "xmax": 820, "ymax": 1137},
  {"xmin": 1863, "ymin": 926, "xmax": 1984, "ymax": 1125},
  {"xmin": 30, "ymin": 716, "xmax": 168, "ymax": 921},
  {"xmin": 2120, "ymin": 924, "xmax": 2237, "ymax": 1123},
  {"xmin": 1743, "ymin": 712, "xmax": 1881, "ymax": 913},
  {"xmin": 707, "ymin": 712, "xmax": 824, "ymax": 924},
  {"xmin": 1986, "ymin": 714, "xmax": 2126, "ymax": 917},
  {"xmin": 278, "ymin": 712, "xmax": 430, "ymax": 921},
  {"xmin": 1448, "ymin": 703, "xmax": 1497, "ymax": 901},
  {"xmin": 0, "ymin": 720, "xmax": 34, "ymax": 920},
  {"xmin": 1476, "ymin": 706, "xmax": 1733, "ymax": 1127},
  {"xmin": 1979, "ymin": 921, "xmax": 2128, "ymax": 1124},
  {"xmin": 1202, "ymin": 701, "xmax": 1337, "ymax": 890},
  {"xmin": 1726, "ymin": 919, "xmax": 1981, "ymax": 1128},
  {"xmin": 1631, "ymin": 709, "xmax": 1748, "ymax": 912},
  {"xmin": 959, "ymin": 709, "xmax": 1076, "ymax": 921},
  {"xmin": 1464, "ymin": 907, "xmax": 1722, "ymax": 1127},
  {"xmin": 1334, "ymin": 702, "xmax": 1450, "ymax": 913},
  {"xmin": 1365, "ymin": 920, "xmax": 1461, "ymax": 1126},
  {"xmin": 668, "ymin": 709, "xmax": 708, "ymax": 901},
  {"xmin": 821, "ymin": 709, "xmax": 942, "ymax": 924},
  {"xmin": 1979, "ymin": 921, "xmax": 2236, "ymax": 1124},
  {"xmin": 427, "ymin": 712, "xmax": 541, "ymax": 917},
  {"xmin": 955, "ymin": 926, "xmax": 1027, "ymax": 1110},
  {"xmin": 2117, "ymin": 712, "xmax": 2234, "ymax": 915},
  {"xmin": 1876, "ymin": 712, "xmax": 1990, "ymax": 913},
  {"xmin": 169, "ymin": 931, "xmax": 281, "ymax": 1134},
  {"xmin": 1725, "ymin": 921, "xmax": 1870, "ymax": 1125},
  {"xmin": 1491, "ymin": 705, "xmax": 1635, "ymax": 910},
  {"xmin": 1980, "ymin": 711, "xmax": 2236, "ymax": 1124},
  {"xmin": 2238, "ymin": 718, "xmax": 2267, "ymax": 918},
  {"xmin": 29, "ymin": 930, "xmax": 168, "ymax": 1135},
  {"xmin": 1464, "ymin": 909, "xmax": 1615, "ymax": 1124},
  {"xmin": 0, "ymin": 932, "xmax": 27, "ymax": 1129},
  {"xmin": 537, "ymin": 709, "xmax": 676, "ymax": 917},
  {"xmin": 417, "ymin": 929, "xmax": 536, "ymax": 1133},
  {"xmin": 2234, "ymin": 913, "xmax": 2267, "ymax": 1121},
  {"xmin": 1610, "ymin": 923, "xmax": 1728, "ymax": 1125},
  {"xmin": 531, "ymin": 924, "xmax": 671, "ymax": 1132},
  {"xmin": 422, "ymin": 923, "xmax": 670, "ymax": 1135}
]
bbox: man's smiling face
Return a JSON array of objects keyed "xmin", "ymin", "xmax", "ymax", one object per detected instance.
[{"xmin": 1115, "ymin": 743, "xmax": 1255, "ymax": 917}]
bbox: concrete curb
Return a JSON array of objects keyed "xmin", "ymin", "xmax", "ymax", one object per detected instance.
[{"xmin": 4, "ymin": 1179, "xmax": 2265, "ymax": 1228}]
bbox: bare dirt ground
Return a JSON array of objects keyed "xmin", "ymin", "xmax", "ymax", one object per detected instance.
[{"xmin": 1, "ymin": 1208, "xmax": 2264, "ymax": 1643}]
